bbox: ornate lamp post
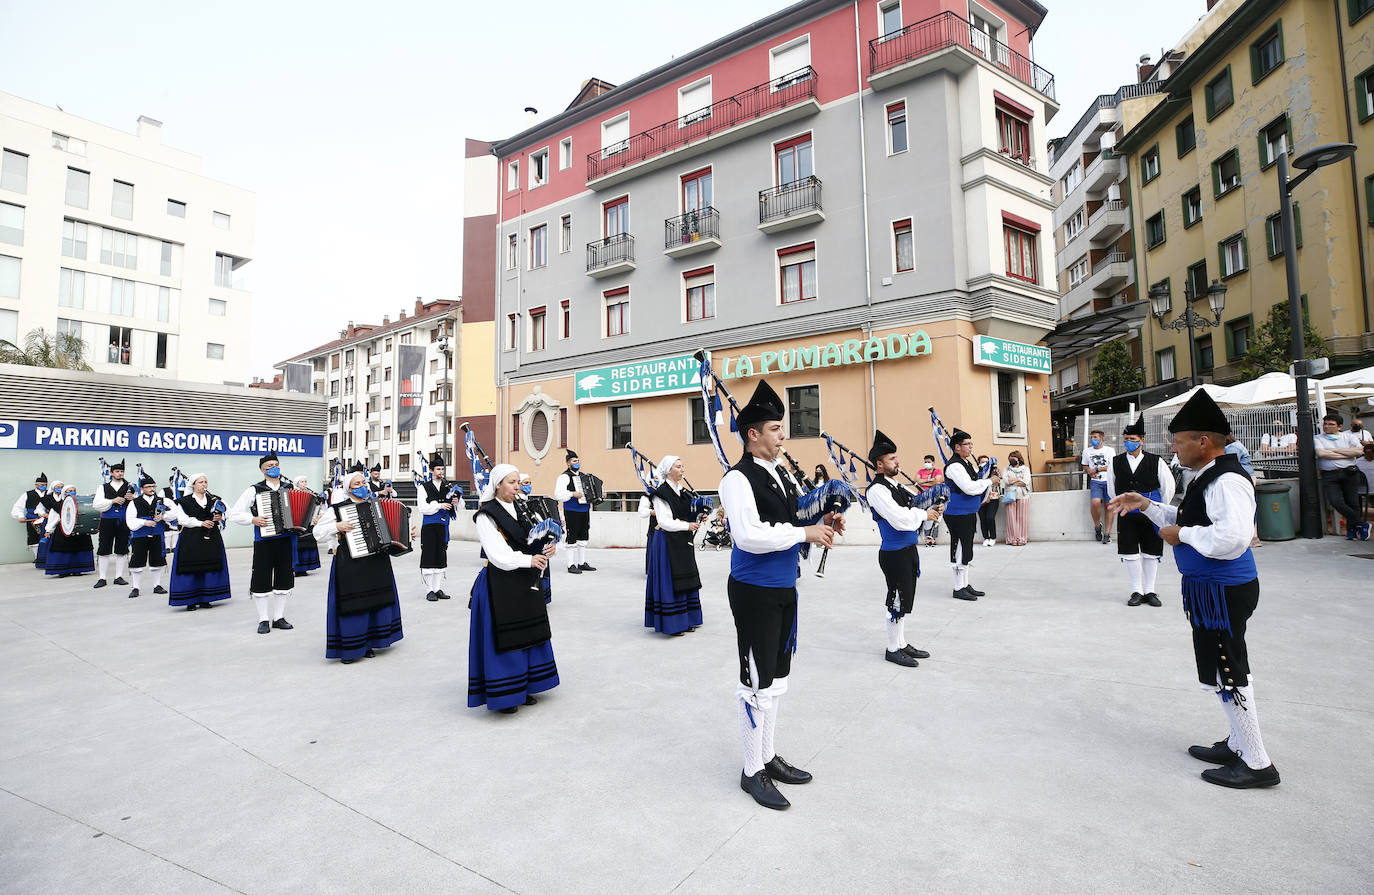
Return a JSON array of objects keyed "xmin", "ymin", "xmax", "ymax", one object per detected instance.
[{"xmin": 1148, "ymin": 277, "xmax": 1228, "ymax": 390}]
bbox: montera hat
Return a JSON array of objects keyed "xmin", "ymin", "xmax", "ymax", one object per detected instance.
[
  {"xmin": 1167, "ymin": 389, "xmax": 1231, "ymax": 435},
  {"xmin": 258, "ymin": 451, "xmax": 279, "ymax": 468},
  {"xmin": 565, "ymin": 449, "xmax": 579, "ymax": 461},
  {"xmin": 735, "ymin": 379, "xmax": 785, "ymax": 433},
  {"xmin": 868, "ymin": 429, "xmax": 898, "ymax": 464},
  {"xmin": 1123, "ymin": 415, "xmax": 1146, "ymax": 437},
  {"xmin": 429, "ymin": 452, "xmax": 446, "ymax": 467},
  {"xmin": 947, "ymin": 428, "xmax": 971, "ymax": 447}
]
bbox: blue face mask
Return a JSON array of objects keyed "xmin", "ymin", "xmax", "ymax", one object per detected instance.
[
  {"xmin": 1323, "ymin": 432, "xmax": 1339, "ymax": 440},
  {"xmin": 265, "ymin": 466, "xmax": 281, "ymax": 478},
  {"xmin": 571, "ymin": 461, "xmax": 580, "ymax": 471},
  {"xmin": 350, "ymin": 485, "xmax": 371, "ymax": 498},
  {"xmin": 521, "ymin": 484, "xmax": 532, "ymax": 494},
  {"xmin": 36, "ymin": 485, "xmax": 46, "ymax": 493},
  {"xmin": 1089, "ymin": 438, "xmax": 1102, "ymax": 448},
  {"xmin": 1124, "ymin": 439, "xmax": 1141, "ymax": 452}
]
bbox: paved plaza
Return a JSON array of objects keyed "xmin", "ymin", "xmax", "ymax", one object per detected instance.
[{"xmin": 2, "ymin": 535, "xmax": 1371, "ymax": 894}]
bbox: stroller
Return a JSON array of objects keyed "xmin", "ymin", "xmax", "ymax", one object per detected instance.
[{"xmin": 700, "ymin": 511, "xmax": 732, "ymax": 551}]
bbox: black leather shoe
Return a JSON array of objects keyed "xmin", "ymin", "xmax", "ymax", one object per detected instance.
[
  {"xmin": 499, "ymin": 706, "xmax": 518, "ymax": 714},
  {"xmin": 127, "ymin": 588, "xmax": 139, "ymax": 598},
  {"xmin": 1188, "ymin": 739, "xmax": 1239, "ymax": 764},
  {"xmin": 524, "ymin": 695, "xmax": 537, "ymax": 706},
  {"xmin": 1201, "ymin": 759, "xmax": 1280, "ymax": 789},
  {"xmin": 272, "ymin": 618, "xmax": 294, "ymax": 630},
  {"xmin": 426, "ymin": 591, "xmax": 439, "ymax": 602},
  {"xmin": 902, "ymin": 645, "xmax": 930, "ymax": 659},
  {"xmin": 579, "ymin": 563, "xmax": 596, "ymax": 571},
  {"xmin": 186, "ymin": 604, "xmax": 197, "ymax": 611},
  {"xmin": 341, "ymin": 659, "xmax": 355, "ymax": 665},
  {"xmin": 153, "ymin": 585, "xmax": 167, "ymax": 594},
  {"xmin": 93, "ymin": 579, "xmax": 107, "ymax": 589},
  {"xmin": 113, "ymin": 577, "xmax": 128, "ymax": 585},
  {"xmin": 198, "ymin": 602, "xmax": 213, "ymax": 609},
  {"xmin": 1144, "ymin": 593, "xmax": 1162, "ymax": 607},
  {"xmin": 365, "ymin": 649, "xmax": 376, "ymax": 658},
  {"xmin": 436, "ymin": 590, "xmax": 451, "ymax": 600},
  {"xmin": 1127, "ymin": 592, "xmax": 1143, "ymax": 606},
  {"xmin": 885, "ymin": 649, "xmax": 919, "ymax": 667},
  {"xmin": 740, "ymin": 770, "xmax": 790, "ymax": 809},
  {"xmin": 567, "ymin": 565, "xmax": 582, "ymax": 574},
  {"xmin": 257, "ymin": 621, "xmax": 271, "ymax": 634},
  {"xmin": 965, "ymin": 585, "xmax": 985, "ymax": 596},
  {"xmin": 764, "ymin": 755, "xmax": 812, "ymax": 785},
  {"xmin": 952, "ymin": 587, "xmax": 978, "ymax": 601}
]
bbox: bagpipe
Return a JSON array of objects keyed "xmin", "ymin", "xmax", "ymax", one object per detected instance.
[
  {"xmin": 628, "ymin": 443, "xmax": 714, "ymax": 522},
  {"xmin": 781, "ymin": 448, "xmax": 855, "ymax": 577},
  {"xmin": 460, "ymin": 423, "xmax": 491, "ymax": 502},
  {"xmin": 821, "ymin": 431, "xmax": 951, "ymax": 511},
  {"xmin": 98, "ymin": 456, "xmax": 112, "ymax": 486},
  {"xmin": 461, "ymin": 422, "xmax": 557, "ymax": 547},
  {"xmin": 928, "ymin": 406, "xmax": 998, "ymax": 481}
]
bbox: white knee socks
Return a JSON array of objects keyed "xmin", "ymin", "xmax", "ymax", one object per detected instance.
[
  {"xmin": 951, "ymin": 564, "xmax": 967, "ymax": 590},
  {"xmin": 1219, "ymin": 683, "xmax": 1271, "ymax": 770},
  {"xmin": 886, "ymin": 615, "xmax": 905, "ymax": 652},
  {"xmin": 253, "ymin": 593, "xmax": 272, "ymax": 622},
  {"xmin": 149, "ymin": 566, "xmax": 164, "ymax": 590},
  {"xmin": 1141, "ymin": 556, "xmax": 1159, "ymax": 594},
  {"xmin": 270, "ymin": 590, "xmax": 289, "ymax": 621},
  {"xmin": 1123, "ymin": 555, "xmax": 1143, "ymax": 592},
  {"xmin": 421, "ymin": 569, "xmax": 440, "ymax": 592},
  {"xmin": 761, "ymin": 696, "xmax": 780, "ymax": 765},
  {"xmin": 738, "ymin": 696, "xmax": 766, "ymax": 776},
  {"xmin": 97, "ymin": 555, "xmax": 110, "ymax": 580},
  {"xmin": 119, "ymin": 553, "xmax": 130, "ymax": 579},
  {"xmin": 130, "ymin": 567, "xmax": 144, "ymax": 591}
]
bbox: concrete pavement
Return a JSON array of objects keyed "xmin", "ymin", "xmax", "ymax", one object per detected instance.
[{"xmin": 1, "ymin": 535, "xmax": 1370, "ymax": 894}]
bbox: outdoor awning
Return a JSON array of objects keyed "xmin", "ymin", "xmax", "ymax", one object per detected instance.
[{"xmin": 1045, "ymin": 301, "xmax": 1148, "ymax": 359}]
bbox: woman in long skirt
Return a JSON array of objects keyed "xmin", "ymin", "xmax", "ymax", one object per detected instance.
[
  {"xmin": 163, "ymin": 474, "xmax": 232, "ymax": 610},
  {"xmin": 468, "ymin": 464, "xmax": 559, "ymax": 714},
  {"xmin": 43, "ymin": 481, "xmax": 95, "ymax": 577},
  {"xmin": 644, "ymin": 456, "xmax": 704, "ymax": 636},
  {"xmin": 312, "ymin": 472, "xmax": 403, "ymax": 664},
  {"xmin": 291, "ymin": 476, "xmax": 322, "ymax": 575}
]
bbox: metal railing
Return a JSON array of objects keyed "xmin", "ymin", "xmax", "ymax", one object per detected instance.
[
  {"xmin": 586, "ymin": 233, "xmax": 635, "ymax": 271},
  {"xmin": 1092, "ymin": 251, "xmax": 1129, "ymax": 274},
  {"xmin": 758, "ymin": 175, "xmax": 822, "ymax": 224},
  {"xmin": 1087, "ymin": 199, "xmax": 1126, "ymax": 227},
  {"xmin": 586, "ymin": 66, "xmax": 818, "ymax": 181},
  {"xmin": 1049, "ymin": 82, "xmax": 1166, "ymax": 165},
  {"xmin": 869, "ymin": 12, "xmax": 1056, "ymax": 100},
  {"xmin": 664, "ymin": 206, "xmax": 720, "ymax": 248}
]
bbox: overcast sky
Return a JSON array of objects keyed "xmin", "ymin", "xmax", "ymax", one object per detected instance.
[{"xmin": 0, "ymin": 0, "xmax": 1214, "ymax": 378}]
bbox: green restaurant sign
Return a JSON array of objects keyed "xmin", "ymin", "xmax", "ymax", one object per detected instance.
[
  {"xmin": 574, "ymin": 353, "xmax": 703, "ymax": 404},
  {"xmin": 972, "ymin": 335, "xmax": 1051, "ymax": 374}
]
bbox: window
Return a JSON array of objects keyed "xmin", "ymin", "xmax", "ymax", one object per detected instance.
[
  {"xmin": 111, "ymin": 181, "xmax": 134, "ymax": 219},
  {"xmin": 1003, "ymin": 221, "xmax": 1038, "ymax": 283},
  {"xmin": 205, "ymin": 342, "xmax": 224, "ymax": 360},
  {"xmin": 510, "ymin": 414, "xmax": 521, "ymax": 451},
  {"xmin": 0, "ymin": 254, "xmax": 19, "ymax": 299},
  {"xmin": 689, "ymin": 396, "xmax": 711, "ymax": 444},
  {"xmin": 605, "ymin": 286, "xmax": 630, "ymax": 336},
  {"xmin": 604, "ymin": 403, "xmax": 633, "ymax": 449},
  {"xmin": 1187, "ymin": 260, "xmax": 1208, "ymax": 302},
  {"xmin": 110, "ymin": 278, "xmax": 135, "ymax": 316},
  {"xmin": 684, "ymin": 266, "xmax": 715, "ymax": 321},
  {"xmin": 996, "ymin": 107, "xmax": 1030, "ymax": 164},
  {"xmin": 530, "ymin": 306, "xmax": 546, "ymax": 351},
  {"xmin": 1357, "ymin": 66, "xmax": 1374, "ymax": 123},
  {"xmin": 65, "ymin": 168, "xmax": 89, "ymax": 208},
  {"xmin": 1141, "ymin": 145, "xmax": 1160, "ymax": 184},
  {"xmin": 887, "ymin": 101, "xmax": 908, "ymax": 154},
  {"xmin": 769, "ymin": 36, "xmax": 811, "ymax": 88},
  {"xmin": 505, "ymin": 313, "xmax": 517, "ymax": 350},
  {"xmin": 209, "ymin": 297, "xmax": 227, "ymax": 316},
  {"xmin": 167, "ymin": 199, "xmax": 185, "ymax": 217},
  {"xmin": 215, "ymin": 253, "xmax": 236, "ymax": 287},
  {"xmin": 1, "ymin": 150, "xmax": 27, "ymax": 193},
  {"xmin": 529, "ymin": 224, "xmax": 547, "ymax": 268},
  {"xmin": 57, "ymin": 317, "xmax": 82, "ymax": 342},
  {"xmin": 1176, "ymin": 115, "xmax": 1197, "ymax": 157},
  {"xmin": 212, "ymin": 211, "xmax": 230, "ymax": 230},
  {"xmin": 0, "ymin": 202, "xmax": 23, "ymax": 245},
  {"xmin": 1064, "ymin": 210, "xmax": 1085, "ymax": 242},
  {"xmin": 1067, "ymin": 257, "xmax": 1089, "ymax": 287},
  {"xmin": 160, "ymin": 241, "xmax": 173, "ymax": 276},
  {"xmin": 1155, "ymin": 347, "xmax": 1176, "ymax": 382},
  {"xmin": 1196, "ymin": 334, "xmax": 1214, "ymax": 373},
  {"xmin": 1250, "ymin": 22, "xmax": 1284, "ymax": 84},
  {"xmin": 1219, "ymin": 232, "xmax": 1248, "ymax": 278},
  {"xmin": 507, "ymin": 233, "xmax": 518, "ymax": 270},
  {"xmin": 0, "ymin": 308, "xmax": 16, "ymax": 347},
  {"xmin": 786, "ymin": 385, "xmax": 820, "ymax": 438},
  {"xmin": 1145, "ymin": 211, "xmax": 1166, "ymax": 249},
  {"xmin": 329, "ymin": 433, "xmax": 339, "ymax": 451},
  {"xmin": 529, "ymin": 149, "xmax": 549, "ymax": 188},
  {"xmin": 1367, "ymin": 173, "xmax": 1374, "ymax": 225},
  {"xmin": 108, "ymin": 326, "xmax": 132, "ymax": 365},
  {"xmin": 893, "ymin": 219, "xmax": 913, "ymax": 272},
  {"xmin": 157, "ymin": 286, "xmax": 170, "ymax": 322},
  {"xmin": 1060, "ymin": 363, "xmax": 1079, "ymax": 390},
  {"xmin": 51, "ymin": 132, "xmax": 86, "ymax": 154},
  {"xmin": 1258, "ymin": 115, "xmax": 1291, "ymax": 169},
  {"xmin": 560, "ymin": 215, "xmax": 572, "ymax": 253},
  {"xmin": 1352, "ymin": 0, "xmax": 1374, "ymax": 23},
  {"xmin": 682, "ymin": 168, "xmax": 712, "ymax": 212},
  {"xmin": 1225, "ymin": 315, "xmax": 1252, "ymax": 360},
  {"xmin": 880, "ymin": 0, "xmax": 902, "ymax": 36},
  {"xmin": 1182, "ymin": 187, "xmax": 1203, "ymax": 228},
  {"xmin": 778, "ymin": 243, "xmax": 817, "ymax": 304},
  {"xmin": 155, "ymin": 332, "xmax": 168, "ymax": 369},
  {"xmin": 384, "ymin": 338, "xmax": 392, "ymax": 351},
  {"xmin": 559, "ymin": 407, "xmax": 568, "ymax": 448},
  {"xmin": 678, "ymin": 77, "xmax": 712, "ymax": 127},
  {"xmin": 996, "ymin": 371, "xmax": 1023, "ymax": 435},
  {"xmin": 101, "ymin": 228, "xmax": 138, "ymax": 269},
  {"xmin": 1205, "ymin": 67, "xmax": 1233, "ymax": 120},
  {"xmin": 603, "ymin": 196, "xmax": 629, "ymax": 237},
  {"xmin": 1265, "ymin": 204, "xmax": 1303, "ymax": 257},
  {"xmin": 507, "ymin": 160, "xmax": 520, "ymax": 190},
  {"xmin": 775, "ymin": 135, "xmax": 813, "ymax": 185},
  {"xmin": 62, "ymin": 220, "xmax": 88, "ymax": 258},
  {"xmin": 1061, "ymin": 163, "xmax": 1082, "ymax": 195},
  {"xmin": 559, "ymin": 137, "xmax": 573, "ymax": 170},
  {"xmin": 601, "ymin": 114, "xmax": 630, "ymax": 157},
  {"xmin": 429, "ymin": 421, "xmax": 437, "ymax": 437},
  {"xmin": 1212, "ymin": 149, "xmax": 1241, "ymax": 198}
]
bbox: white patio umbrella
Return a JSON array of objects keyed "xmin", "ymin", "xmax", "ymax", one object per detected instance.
[
  {"xmin": 1147, "ymin": 383, "xmax": 1231, "ymax": 411},
  {"xmin": 1318, "ymin": 364, "xmax": 1374, "ymax": 389}
]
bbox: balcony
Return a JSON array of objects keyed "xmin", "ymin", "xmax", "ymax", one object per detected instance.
[
  {"xmin": 869, "ymin": 12, "xmax": 1056, "ymax": 108},
  {"xmin": 586, "ymin": 233, "xmax": 636, "ymax": 278},
  {"xmin": 664, "ymin": 207, "xmax": 721, "ymax": 258},
  {"xmin": 586, "ymin": 67, "xmax": 819, "ymax": 189},
  {"xmin": 1086, "ymin": 251, "xmax": 1131, "ymax": 293},
  {"xmin": 1086, "ymin": 200, "xmax": 1129, "ymax": 245},
  {"xmin": 367, "ymin": 379, "xmax": 381, "ymax": 394},
  {"xmin": 1083, "ymin": 149, "xmax": 1122, "ymax": 194},
  {"xmin": 758, "ymin": 176, "xmax": 824, "ymax": 234}
]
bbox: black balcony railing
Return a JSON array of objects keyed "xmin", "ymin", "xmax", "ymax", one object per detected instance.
[
  {"xmin": 759, "ymin": 176, "xmax": 822, "ymax": 225},
  {"xmin": 869, "ymin": 12, "xmax": 1055, "ymax": 101},
  {"xmin": 586, "ymin": 232, "xmax": 635, "ymax": 271},
  {"xmin": 664, "ymin": 206, "xmax": 720, "ymax": 248},
  {"xmin": 587, "ymin": 67, "xmax": 818, "ymax": 181}
]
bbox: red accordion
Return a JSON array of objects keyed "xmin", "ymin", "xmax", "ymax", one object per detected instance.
[
  {"xmin": 335, "ymin": 497, "xmax": 413, "ymax": 557},
  {"xmin": 287, "ymin": 489, "xmax": 324, "ymax": 533}
]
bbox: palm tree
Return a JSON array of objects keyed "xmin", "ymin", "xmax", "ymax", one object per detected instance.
[{"xmin": 0, "ymin": 327, "xmax": 92, "ymax": 371}]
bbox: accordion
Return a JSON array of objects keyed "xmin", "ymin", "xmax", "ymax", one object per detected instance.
[
  {"xmin": 287, "ymin": 489, "xmax": 324, "ymax": 532},
  {"xmin": 335, "ymin": 497, "xmax": 413, "ymax": 558},
  {"xmin": 254, "ymin": 489, "xmax": 292, "ymax": 538},
  {"xmin": 578, "ymin": 473, "xmax": 606, "ymax": 507}
]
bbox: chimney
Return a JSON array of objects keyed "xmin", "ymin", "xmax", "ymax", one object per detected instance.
[
  {"xmin": 382, "ymin": 314, "xmax": 390, "ymax": 325},
  {"xmin": 137, "ymin": 115, "xmax": 163, "ymax": 144},
  {"xmin": 399, "ymin": 310, "xmax": 406, "ymax": 320},
  {"xmin": 524, "ymin": 106, "xmax": 538, "ymax": 125},
  {"xmin": 415, "ymin": 297, "xmax": 425, "ymax": 315},
  {"xmin": 1137, "ymin": 54, "xmax": 1154, "ymax": 83}
]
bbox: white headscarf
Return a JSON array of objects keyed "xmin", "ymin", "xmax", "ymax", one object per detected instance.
[
  {"xmin": 294, "ymin": 476, "xmax": 309, "ymax": 489},
  {"xmin": 657, "ymin": 455, "xmax": 681, "ymax": 479},
  {"xmin": 481, "ymin": 463, "xmax": 519, "ymax": 503},
  {"xmin": 333, "ymin": 472, "xmax": 365, "ymax": 506},
  {"xmin": 187, "ymin": 473, "xmax": 208, "ymax": 491}
]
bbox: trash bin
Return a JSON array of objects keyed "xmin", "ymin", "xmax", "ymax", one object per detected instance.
[{"xmin": 1255, "ymin": 483, "xmax": 1295, "ymax": 541}]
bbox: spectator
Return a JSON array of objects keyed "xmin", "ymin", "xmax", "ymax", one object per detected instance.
[
  {"xmin": 975, "ymin": 455, "xmax": 1000, "ymax": 546},
  {"xmin": 1315, "ymin": 411, "xmax": 1370, "ymax": 540},
  {"xmin": 1002, "ymin": 450, "xmax": 1031, "ymax": 546},
  {"xmin": 812, "ymin": 464, "xmax": 829, "ymax": 485},
  {"xmin": 915, "ymin": 453, "xmax": 943, "ymax": 546},
  {"xmin": 1357, "ymin": 444, "xmax": 1374, "ymax": 520},
  {"xmin": 1082, "ymin": 429, "xmax": 1115, "ymax": 543},
  {"xmin": 1259, "ymin": 419, "xmax": 1297, "ymax": 455},
  {"xmin": 1225, "ymin": 434, "xmax": 1255, "ymax": 476},
  {"xmin": 1352, "ymin": 418, "xmax": 1372, "ymax": 444}
]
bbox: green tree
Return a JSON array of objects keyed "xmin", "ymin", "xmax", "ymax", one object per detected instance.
[
  {"xmin": 1237, "ymin": 303, "xmax": 1328, "ymax": 381},
  {"xmin": 1090, "ymin": 338, "xmax": 1144, "ymax": 399},
  {"xmin": 0, "ymin": 327, "xmax": 92, "ymax": 371}
]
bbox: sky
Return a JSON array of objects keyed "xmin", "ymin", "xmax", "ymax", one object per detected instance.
[{"xmin": 0, "ymin": 0, "xmax": 1216, "ymax": 379}]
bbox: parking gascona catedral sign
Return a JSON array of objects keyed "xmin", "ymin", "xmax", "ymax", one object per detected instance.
[
  {"xmin": 574, "ymin": 353, "xmax": 704, "ymax": 404},
  {"xmin": 972, "ymin": 336, "xmax": 1051, "ymax": 374}
]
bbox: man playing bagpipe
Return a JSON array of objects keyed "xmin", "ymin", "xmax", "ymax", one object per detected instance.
[
  {"xmin": 866, "ymin": 430, "xmax": 942, "ymax": 668},
  {"xmin": 229, "ymin": 451, "xmax": 296, "ymax": 635},
  {"xmin": 367, "ymin": 464, "xmax": 396, "ymax": 498},
  {"xmin": 1105, "ymin": 415, "xmax": 1175, "ymax": 608},
  {"xmin": 417, "ymin": 452, "xmax": 458, "ymax": 602},
  {"xmin": 92, "ymin": 459, "xmax": 134, "ymax": 589},
  {"xmin": 124, "ymin": 470, "xmax": 169, "ymax": 599},
  {"xmin": 943, "ymin": 429, "xmax": 1000, "ymax": 601},
  {"xmin": 644, "ymin": 455, "xmax": 706, "ymax": 637},
  {"xmin": 554, "ymin": 449, "xmax": 596, "ymax": 574},
  {"xmin": 10, "ymin": 472, "xmax": 50, "ymax": 562}
]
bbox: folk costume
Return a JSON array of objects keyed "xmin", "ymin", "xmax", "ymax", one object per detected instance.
[
  {"xmin": 417, "ymin": 454, "xmax": 455, "ymax": 601},
  {"xmin": 92, "ymin": 459, "xmax": 133, "ymax": 587},
  {"xmin": 1105, "ymin": 416, "xmax": 1175, "ymax": 607},
  {"xmin": 865, "ymin": 430, "xmax": 933, "ymax": 668},
  {"xmin": 720, "ymin": 380, "xmax": 814, "ymax": 811},
  {"xmin": 162, "ymin": 481, "xmax": 181, "ymax": 553},
  {"xmin": 367, "ymin": 464, "xmax": 395, "ymax": 498},
  {"xmin": 468, "ymin": 464, "xmax": 560, "ymax": 713},
  {"xmin": 645, "ymin": 456, "xmax": 704, "ymax": 636},
  {"xmin": 554, "ymin": 450, "xmax": 595, "ymax": 573},
  {"xmin": 164, "ymin": 477, "xmax": 231, "ymax": 609},
  {"xmin": 123, "ymin": 473, "xmax": 168, "ymax": 599},
  {"xmin": 11, "ymin": 473, "xmax": 50, "ymax": 561},
  {"xmin": 313, "ymin": 484, "xmax": 404, "ymax": 664},
  {"xmin": 943, "ymin": 430, "xmax": 995, "ymax": 600},
  {"xmin": 291, "ymin": 477, "xmax": 322, "ymax": 575},
  {"xmin": 1137, "ymin": 390, "xmax": 1278, "ymax": 788},
  {"xmin": 42, "ymin": 481, "xmax": 94, "ymax": 577},
  {"xmin": 229, "ymin": 452, "xmax": 296, "ymax": 634}
]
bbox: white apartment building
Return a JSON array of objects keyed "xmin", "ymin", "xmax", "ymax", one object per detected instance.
[{"xmin": 0, "ymin": 92, "xmax": 255, "ymax": 385}]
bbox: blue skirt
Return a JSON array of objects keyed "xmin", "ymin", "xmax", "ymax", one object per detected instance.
[
  {"xmin": 293, "ymin": 533, "xmax": 321, "ymax": 574},
  {"xmin": 467, "ymin": 567, "xmax": 559, "ymax": 711},
  {"xmin": 34, "ymin": 535, "xmax": 50, "ymax": 568},
  {"xmin": 325, "ymin": 559, "xmax": 403, "ymax": 660},
  {"xmin": 644, "ymin": 530, "xmax": 703, "ymax": 635},
  {"xmin": 168, "ymin": 543, "xmax": 232, "ymax": 607},
  {"xmin": 45, "ymin": 548, "xmax": 94, "ymax": 576}
]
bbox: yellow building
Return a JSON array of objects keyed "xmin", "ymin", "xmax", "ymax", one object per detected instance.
[{"xmin": 1117, "ymin": 0, "xmax": 1374, "ymax": 387}]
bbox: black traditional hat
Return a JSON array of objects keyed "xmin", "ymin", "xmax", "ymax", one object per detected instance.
[
  {"xmin": 348, "ymin": 461, "xmax": 367, "ymax": 474},
  {"xmin": 370, "ymin": 463, "xmax": 382, "ymax": 472},
  {"xmin": 35, "ymin": 472, "xmax": 47, "ymax": 483},
  {"xmin": 429, "ymin": 452, "xmax": 446, "ymax": 467},
  {"xmin": 258, "ymin": 451, "xmax": 279, "ymax": 468},
  {"xmin": 735, "ymin": 379, "xmax": 785, "ymax": 433},
  {"xmin": 1123, "ymin": 415, "xmax": 1146, "ymax": 437},
  {"xmin": 565, "ymin": 449, "xmax": 579, "ymax": 461},
  {"xmin": 139, "ymin": 471, "xmax": 157, "ymax": 487},
  {"xmin": 947, "ymin": 428, "xmax": 971, "ymax": 447},
  {"xmin": 1168, "ymin": 389, "xmax": 1231, "ymax": 435},
  {"xmin": 110, "ymin": 459, "xmax": 126, "ymax": 472},
  {"xmin": 868, "ymin": 428, "xmax": 898, "ymax": 464}
]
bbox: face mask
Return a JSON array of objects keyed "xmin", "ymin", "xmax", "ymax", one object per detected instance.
[
  {"xmin": 1323, "ymin": 433, "xmax": 1339, "ymax": 440},
  {"xmin": 265, "ymin": 467, "xmax": 281, "ymax": 478},
  {"xmin": 36, "ymin": 485, "xmax": 46, "ymax": 493},
  {"xmin": 1124, "ymin": 439, "xmax": 1141, "ymax": 452},
  {"xmin": 1089, "ymin": 438, "xmax": 1101, "ymax": 448},
  {"xmin": 571, "ymin": 461, "xmax": 580, "ymax": 471},
  {"xmin": 350, "ymin": 485, "xmax": 371, "ymax": 498},
  {"xmin": 924, "ymin": 462, "xmax": 934, "ymax": 469},
  {"xmin": 1010, "ymin": 459, "xmax": 1020, "ymax": 466},
  {"xmin": 521, "ymin": 484, "xmax": 532, "ymax": 494}
]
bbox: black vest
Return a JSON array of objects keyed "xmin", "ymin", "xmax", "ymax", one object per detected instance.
[
  {"xmin": 653, "ymin": 481, "xmax": 704, "ymax": 593},
  {"xmin": 1179, "ymin": 454, "xmax": 1252, "ymax": 528},
  {"xmin": 368, "ymin": 477, "xmax": 386, "ymax": 493},
  {"xmin": 24, "ymin": 489, "xmax": 46, "ymax": 515},
  {"xmin": 1111, "ymin": 451, "xmax": 1163, "ymax": 494},
  {"xmin": 943, "ymin": 457, "xmax": 980, "ymax": 494},
  {"xmin": 104, "ymin": 481, "xmax": 132, "ymax": 499},
  {"xmin": 868, "ymin": 475, "xmax": 915, "ymax": 509},
  {"xmin": 474, "ymin": 500, "xmax": 551, "ymax": 651},
  {"xmin": 329, "ymin": 498, "xmax": 396, "ymax": 615},
  {"xmin": 421, "ymin": 479, "xmax": 451, "ymax": 502},
  {"xmin": 131, "ymin": 494, "xmax": 161, "ymax": 521},
  {"xmin": 253, "ymin": 480, "xmax": 292, "ymax": 494},
  {"xmin": 731, "ymin": 453, "xmax": 800, "ymax": 525},
  {"xmin": 173, "ymin": 494, "xmax": 225, "ymax": 572}
]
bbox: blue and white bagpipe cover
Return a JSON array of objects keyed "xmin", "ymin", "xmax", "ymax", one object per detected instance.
[
  {"xmin": 527, "ymin": 517, "xmax": 564, "ymax": 546},
  {"xmin": 689, "ymin": 494, "xmax": 714, "ymax": 519},
  {"xmin": 795, "ymin": 478, "xmax": 859, "ymax": 559}
]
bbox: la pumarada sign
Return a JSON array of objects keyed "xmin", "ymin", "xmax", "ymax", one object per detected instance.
[{"xmin": 718, "ymin": 330, "xmax": 933, "ymax": 379}]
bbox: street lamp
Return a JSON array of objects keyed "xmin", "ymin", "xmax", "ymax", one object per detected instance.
[
  {"xmin": 1148, "ymin": 277, "xmax": 1228, "ymax": 389},
  {"xmin": 1279, "ymin": 141, "xmax": 1356, "ymax": 539}
]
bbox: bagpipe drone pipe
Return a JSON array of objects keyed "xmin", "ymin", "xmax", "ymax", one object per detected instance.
[
  {"xmin": 460, "ymin": 422, "xmax": 493, "ymax": 501},
  {"xmin": 821, "ymin": 431, "xmax": 952, "ymax": 511},
  {"xmin": 928, "ymin": 406, "xmax": 997, "ymax": 479},
  {"xmin": 629, "ymin": 442, "xmax": 716, "ymax": 523}
]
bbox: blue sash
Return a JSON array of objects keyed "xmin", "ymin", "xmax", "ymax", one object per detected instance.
[
  {"xmin": 875, "ymin": 517, "xmax": 922, "ymax": 551},
  {"xmin": 1173, "ymin": 544, "xmax": 1257, "ymax": 633},
  {"xmin": 730, "ymin": 544, "xmax": 801, "ymax": 588},
  {"xmin": 1126, "ymin": 488, "xmax": 1162, "ymax": 515},
  {"xmin": 946, "ymin": 489, "xmax": 982, "ymax": 516},
  {"xmin": 423, "ymin": 508, "xmax": 451, "ymax": 527},
  {"xmin": 562, "ymin": 497, "xmax": 590, "ymax": 513}
]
